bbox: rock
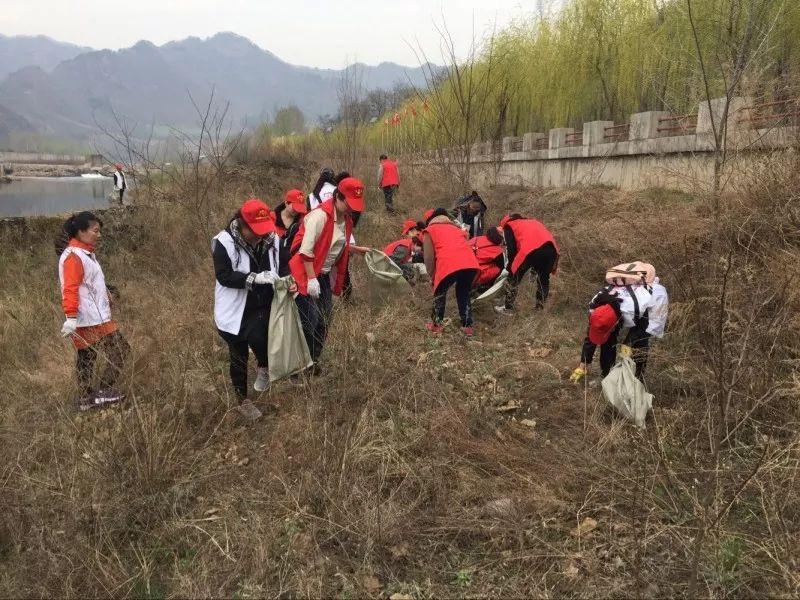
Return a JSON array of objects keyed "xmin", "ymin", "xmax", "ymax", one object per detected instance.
[
  {"xmin": 496, "ymin": 400, "xmax": 521, "ymax": 412},
  {"xmin": 484, "ymin": 497, "xmax": 515, "ymax": 518}
]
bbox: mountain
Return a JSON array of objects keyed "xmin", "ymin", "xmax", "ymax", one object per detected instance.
[
  {"xmin": 0, "ymin": 102, "xmax": 34, "ymax": 145},
  {"xmin": 0, "ymin": 34, "xmax": 92, "ymax": 81},
  {"xmin": 0, "ymin": 32, "xmax": 436, "ymax": 140}
]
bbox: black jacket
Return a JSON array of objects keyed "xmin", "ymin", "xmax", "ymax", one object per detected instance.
[{"xmin": 212, "ymin": 223, "xmax": 277, "ymax": 312}]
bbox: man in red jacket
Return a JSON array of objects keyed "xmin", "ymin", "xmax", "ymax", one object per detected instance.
[
  {"xmin": 495, "ymin": 213, "xmax": 559, "ymax": 314},
  {"xmin": 377, "ymin": 154, "xmax": 400, "ymax": 214}
]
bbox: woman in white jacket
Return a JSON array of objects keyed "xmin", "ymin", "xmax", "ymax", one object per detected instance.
[
  {"xmin": 571, "ymin": 278, "xmax": 668, "ymax": 383},
  {"xmin": 58, "ymin": 211, "xmax": 129, "ymax": 411},
  {"xmin": 212, "ymin": 198, "xmax": 280, "ymax": 421}
]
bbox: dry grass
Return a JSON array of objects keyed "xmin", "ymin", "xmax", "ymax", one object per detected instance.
[{"xmin": 0, "ymin": 158, "xmax": 798, "ymax": 598}]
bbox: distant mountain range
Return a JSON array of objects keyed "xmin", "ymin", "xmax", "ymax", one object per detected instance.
[{"xmin": 0, "ymin": 32, "xmax": 435, "ymax": 141}]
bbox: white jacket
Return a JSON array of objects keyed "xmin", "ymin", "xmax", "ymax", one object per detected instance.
[
  {"xmin": 611, "ymin": 285, "xmax": 653, "ymax": 329},
  {"xmin": 58, "ymin": 246, "xmax": 112, "ymax": 327},
  {"xmin": 646, "ymin": 280, "xmax": 669, "ymax": 338},
  {"xmin": 212, "ymin": 230, "xmax": 279, "ymax": 335},
  {"xmin": 308, "ymin": 182, "xmax": 335, "ymax": 210}
]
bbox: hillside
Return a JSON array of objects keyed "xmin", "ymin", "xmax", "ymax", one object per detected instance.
[
  {"xmin": 0, "ymin": 34, "xmax": 91, "ymax": 80},
  {"xmin": 0, "ymin": 155, "xmax": 797, "ymax": 597},
  {"xmin": 0, "ymin": 32, "xmax": 435, "ymax": 139}
]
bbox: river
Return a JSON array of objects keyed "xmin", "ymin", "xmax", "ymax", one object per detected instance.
[{"xmin": 0, "ymin": 176, "xmax": 114, "ymax": 218}]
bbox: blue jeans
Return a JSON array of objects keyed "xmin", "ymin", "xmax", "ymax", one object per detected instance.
[{"xmin": 295, "ymin": 274, "xmax": 333, "ymax": 362}]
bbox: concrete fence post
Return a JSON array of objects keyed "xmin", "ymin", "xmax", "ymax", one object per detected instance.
[
  {"xmin": 549, "ymin": 128, "xmax": 574, "ymax": 150},
  {"xmin": 522, "ymin": 132, "xmax": 545, "ymax": 151},
  {"xmin": 697, "ymin": 96, "xmax": 753, "ymax": 136},
  {"xmin": 629, "ymin": 111, "xmax": 670, "ymax": 140},
  {"xmin": 583, "ymin": 121, "xmax": 615, "ymax": 145}
]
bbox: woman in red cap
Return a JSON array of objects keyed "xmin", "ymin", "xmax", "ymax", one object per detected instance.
[
  {"xmin": 273, "ymin": 189, "xmax": 308, "ymax": 276},
  {"xmin": 469, "ymin": 226, "xmax": 506, "ymax": 293},
  {"xmin": 212, "ymin": 198, "xmax": 281, "ymax": 421},
  {"xmin": 289, "ymin": 177, "xmax": 369, "ymax": 372},
  {"xmin": 494, "ymin": 213, "xmax": 559, "ymax": 314},
  {"xmin": 570, "ymin": 289, "xmax": 623, "ymax": 383},
  {"xmin": 384, "ymin": 219, "xmax": 423, "ymax": 265},
  {"xmin": 423, "ymin": 208, "xmax": 480, "ymax": 336}
]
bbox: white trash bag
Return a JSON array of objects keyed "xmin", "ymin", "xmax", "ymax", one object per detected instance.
[
  {"xmin": 268, "ymin": 276, "xmax": 313, "ymax": 382},
  {"xmin": 601, "ymin": 356, "xmax": 653, "ymax": 428},
  {"xmin": 474, "ymin": 269, "xmax": 509, "ymax": 303}
]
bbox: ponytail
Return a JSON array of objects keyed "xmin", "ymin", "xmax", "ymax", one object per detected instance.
[{"xmin": 62, "ymin": 211, "xmax": 102, "ymax": 239}]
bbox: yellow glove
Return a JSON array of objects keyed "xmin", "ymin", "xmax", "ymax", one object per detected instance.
[
  {"xmin": 620, "ymin": 344, "xmax": 632, "ymax": 357},
  {"xmin": 569, "ymin": 367, "xmax": 587, "ymax": 384}
]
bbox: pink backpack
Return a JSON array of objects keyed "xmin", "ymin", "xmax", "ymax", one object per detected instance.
[{"xmin": 606, "ymin": 262, "xmax": 656, "ymax": 286}]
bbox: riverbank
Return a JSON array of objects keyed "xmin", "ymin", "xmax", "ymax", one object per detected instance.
[{"xmin": 0, "ymin": 161, "xmax": 797, "ymax": 597}]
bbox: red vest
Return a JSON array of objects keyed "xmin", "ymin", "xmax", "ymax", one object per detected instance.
[
  {"xmin": 506, "ymin": 219, "xmax": 558, "ymax": 275},
  {"xmin": 380, "ymin": 159, "xmax": 400, "ymax": 187},
  {"xmin": 470, "ymin": 236, "xmax": 504, "ymax": 286},
  {"xmin": 383, "ymin": 238, "xmax": 413, "ymax": 263},
  {"xmin": 289, "ymin": 200, "xmax": 352, "ymax": 296},
  {"xmin": 426, "ymin": 221, "xmax": 479, "ymax": 290}
]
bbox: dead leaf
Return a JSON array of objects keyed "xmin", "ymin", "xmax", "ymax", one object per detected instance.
[
  {"xmin": 390, "ymin": 543, "xmax": 411, "ymax": 559},
  {"xmin": 237, "ymin": 456, "xmax": 250, "ymax": 467},
  {"xmin": 389, "ymin": 594, "xmax": 413, "ymax": 600},
  {"xmin": 570, "ymin": 517, "xmax": 598, "ymax": 537},
  {"xmin": 564, "ymin": 563, "xmax": 580, "ymax": 578},
  {"xmin": 362, "ymin": 574, "xmax": 381, "ymax": 595},
  {"xmin": 204, "ymin": 508, "xmax": 220, "ymax": 516},
  {"xmin": 496, "ymin": 400, "xmax": 521, "ymax": 412},
  {"xmin": 520, "ymin": 419, "xmax": 537, "ymax": 428},
  {"xmin": 528, "ymin": 347, "xmax": 552, "ymax": 358}
]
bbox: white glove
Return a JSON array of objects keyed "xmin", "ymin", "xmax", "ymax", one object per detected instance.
[
  {"xmin": 254, "ymin": 271, "xmax": 277, "ymax": 285},
  {"xmin": 307, "ymin": 278, "xmax": 321, "ymax": 298},
  {"xmin": 61, "ymin": 317, "xmax": 78, "ymax": 337}
]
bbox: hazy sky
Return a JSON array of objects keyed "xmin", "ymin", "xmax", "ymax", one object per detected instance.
[{"xmin": 4, "ymin": 0, "xmax": 538, "ymax": 69}]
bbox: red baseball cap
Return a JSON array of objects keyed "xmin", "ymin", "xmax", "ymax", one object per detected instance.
[
  {"xmin": 337, "ymin": 177, "xmax": 365, "ymax": 212},
  {"xmin": 401, "ymin": 219, "xmax": 418, "ymax": 235},
  {"xmin": 588, "ymin": 304, "xmax": 619, "ymax": 345},
  {"xmin": 423, "ymin": 208, "xmax": 435, "ymax": 224},
  {"xmin": 240, "ymin": 198, "xmax": 276, "ymax": 236},
  {"xmin": 284, "ymin": 189, "xmax": 308, "ymax": 214}
]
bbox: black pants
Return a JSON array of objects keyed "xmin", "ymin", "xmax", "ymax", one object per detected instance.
[
  {"xmin": 295, "ymin": 273, "xmax": 333, "ymax": 362},
  {"xmin": 581, "ymin": 324, "xmax": 650, "ymax": 378},
  {"xmin": 432, "ymin": 268, "xmax": 477, "ymax": 327},
  {"xmin": 341, "ymin": 266, "xmax": 353, "ymax": 301},
  {"xmin": 217, "ymin": 307, "xmax": 269, "ymax": 400},
  {"xmin": 76, "ymin": 332, "xmax": 130, "ymax": 396},
  {"xmin": 505, "ymin": 242, "xmax": 558, "ymax": 309},
  {"xmin": 382, "ymin": 185, "xmax": 397, "ymax": 211}
]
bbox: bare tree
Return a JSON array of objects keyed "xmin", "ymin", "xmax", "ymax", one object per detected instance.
[
  {"xmin": 336, "ymin": 64, "xmax": 368, "ymax": 170},
  {"xmin": 94, "ymin": 86, "xmax": 244, "ymax": 235},
  {"xmin": 686, "ymin": 0, "xmax": 787, "ymax": 203},
  {"xmin": 409, "ymin": 18, "xmax": 506, "ymax": 191}
]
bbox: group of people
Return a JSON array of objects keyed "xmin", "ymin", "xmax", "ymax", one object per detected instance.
[
  {"xmin": 380, "ymin": 190, "xmax": 560, "ymax": 336},
  {"xmin": 56, "ymin": 155, "xmax": 667, "ymax": 421}
]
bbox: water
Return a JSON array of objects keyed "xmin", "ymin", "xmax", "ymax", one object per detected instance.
[{"xmin": 0, "ymin": 177, "xmax": 113, "ymax": 218}]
